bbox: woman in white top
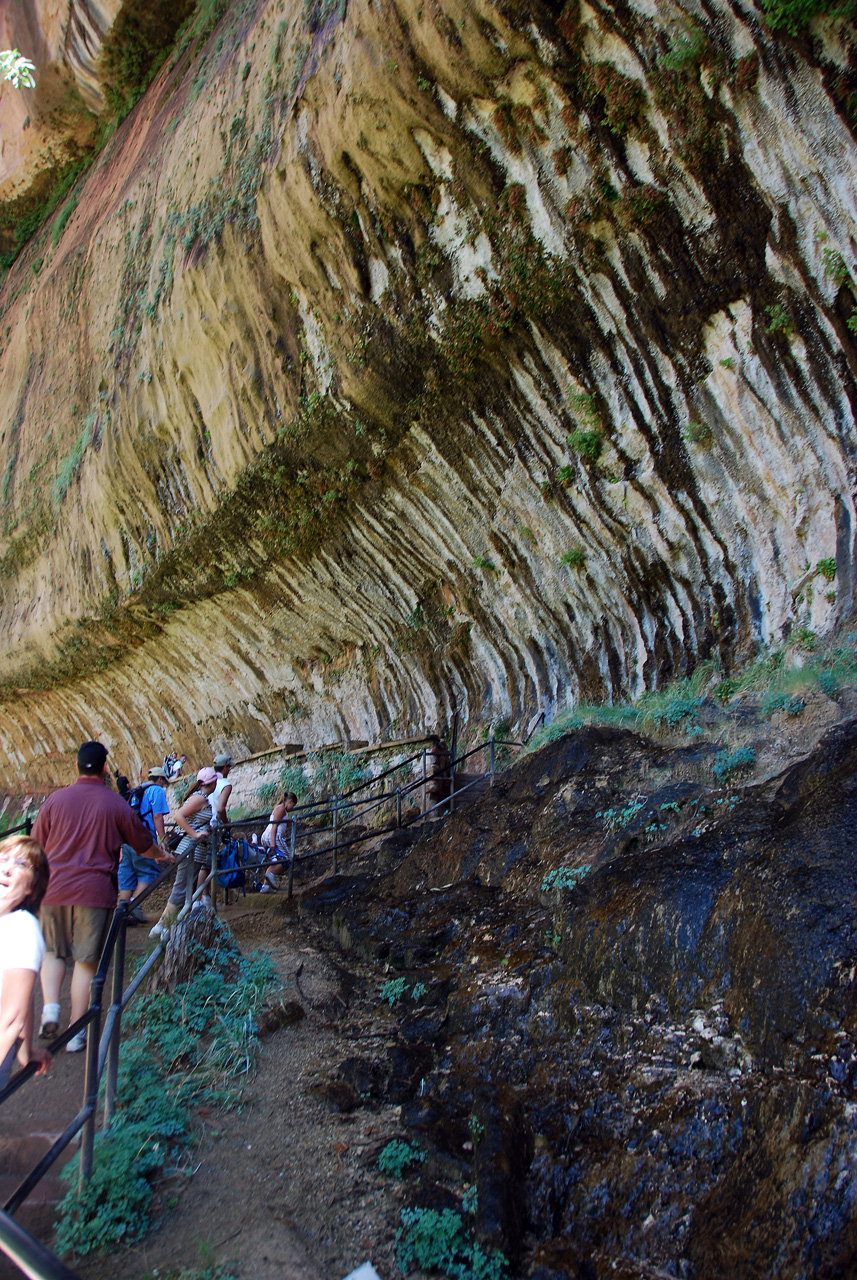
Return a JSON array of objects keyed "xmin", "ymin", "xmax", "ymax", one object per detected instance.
[
  {"xmin": 149, "ymin": 769, "xmax": 218, "ymax": 940},
  {"xmin": 0, "ymin": 835, "xmax": 52, "ymax": 1090},
  {"xmin": 260, "ymin": 791, "xmax": 298, "ymax": 892}
]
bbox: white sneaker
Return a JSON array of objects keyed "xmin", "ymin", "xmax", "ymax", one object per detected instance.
[
  {"xmin": 260, "ymin": 882, "xmax": 277, "ymax": 894},
  {"xmin": 65, "ymin": 1031, "xmax": 87, "ymax": 1054},
  {"xmin": 149, "ymin": 922, "xmax": 168, "ymax": 941},
  {"xmin": 39, "ymin": 1004, "xmax": 60, "ymax": 1039}
]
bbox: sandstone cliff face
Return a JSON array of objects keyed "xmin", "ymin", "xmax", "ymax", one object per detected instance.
[{"xmin": 0, "ymin": 0, "xmax": 855, "ymax": 788}]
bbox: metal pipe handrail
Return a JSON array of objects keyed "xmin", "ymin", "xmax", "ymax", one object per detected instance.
[{"xmin": 0, "ymin": 1209, "xmax": 80, "ymax": 1280}]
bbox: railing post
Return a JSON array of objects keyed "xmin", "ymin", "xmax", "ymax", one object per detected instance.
[
  {"xmin": 489, "ymin": 735, "xmax": 496, "ymax": 787},
  {"xmin": 287, "ymin": 815, "xmax": 296, "ymax": 899},
  {"xmin": 332, "ymin": 796, "xmax": 339, "ymax": 875},
  {"xmin": 421, "ymin": 747, "xmax": 427, "ymax": 826},
  {"xmin": 80, "ymin": 974, "xmax": 105, "ymax": 1183},
  {"xmin": 396, "ymin": 787, "xmax": 402, "ymax": 828},
  {"xmin": 210, "ymin": 825, "xmax": 218, "ymax": 912},
  {"xmin": 103, "ymin": 917, "xmax": 127, "ymax": 1127},
  {"xmin": 185, "ymin": 843, "xmax": 195, "ymax": 908},
  {"xmin": 449, "ymin": 749, "xmax": 455, "ymax": 815},
  {"xmin": 24, "ymin": 818, "xmax": 31, "ymax": 836}
]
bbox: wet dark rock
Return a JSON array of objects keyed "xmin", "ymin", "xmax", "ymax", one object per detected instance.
[{"xmin": 321, "ymin": 722, "xmax": 857, "ymax": 1277}]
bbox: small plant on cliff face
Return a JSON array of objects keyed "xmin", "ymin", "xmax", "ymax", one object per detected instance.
[
  {"xmin": 560, "ymin": 547, "xmax": 586, "ymax": 569},
  {"xmin": 761, "ymin": 0, "xmax": 854, "ymax": 35},
  {"xmin": 380, "ymin": 978, "xmax": 409, "ymax": 1006},
  {"xmin": 541, "ymin": 865, "xmax": 591, "ymax": 892},
  {"xmin": 472, "ymin": 556, "xmax": 498, "ymax": 574},
  {"xmin": 378, "ymin": 1140, "xmax": 426, "ymax": 1178},
  {"xmin": 568, "ymin": 428, "xmax": 603, "ymax": 460},
  {"xmin": 598, "ymin": 797, "xmax": 647, "ymax": 831},
  {"xmin": 661, "ymin": 27, "xmax": 706, "ymax": 72},
  {"xmin": 683, "ymin": 422, "xmax": 712, "ymax": 446},
  {"xmin": 765, "ymin": 302, "xmax": 794, "ymax": 336},
  {"xmin": 817, "ymin": 557, "xmax": 837, "ymax": 581}
]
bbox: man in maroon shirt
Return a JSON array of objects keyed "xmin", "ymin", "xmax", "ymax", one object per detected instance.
[{"xmin": 32, "ymin": 741, "xmax": 170, "ymax": 1052}]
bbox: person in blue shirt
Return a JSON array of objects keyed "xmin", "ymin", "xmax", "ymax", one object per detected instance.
[{"xmin": 118, "ymin": 767, "xmax": 171, "ymax": 925}]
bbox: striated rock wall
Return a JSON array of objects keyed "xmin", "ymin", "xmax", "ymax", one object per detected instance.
[{"xmin": 0, "ymin": 0, "xmax": 856, "ymax": 789}]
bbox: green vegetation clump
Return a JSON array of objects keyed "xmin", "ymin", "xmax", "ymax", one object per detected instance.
[
  {"xmin": 560, "ymin": 547, "xmax": 586, "ymax": 569},
  {"xmin": 712, "ymin": 746, "xmax": 756, "ymax": 782},
  {"xmin": 541, "ymin": 864, "xmax": 591, "ymax": 892},
  {"xmin": 817, "ymin": 557, "xmax": 837, "ymax": 581},
  {"xmin": 760, "ymin": 0, "xmax": 852, "ymax": 35},
  {"xmin": 377, "ymin": 1140, "xmax": 426, "ymax": 1178},
  {"xmin": 55, "ymin": 927, "xmax": 276, "ymax": 1257},
  {"xmin": 598, "ymin": 798, "xmax": 647, "ymax": 831},
  {"xmin": 661, "ymin": 27, "xmax": 706, "ymax": 71},
  {"xmin": 568, "ymin": 428, "xmax": 603, "ymax": 460},
  {"xmin": 396, "ymin": 1207, "xmax": 509, "ymax": 1280},
  {"xmin": 380, "ymin": 977, "xmax": 409, "ymax": 1006}
]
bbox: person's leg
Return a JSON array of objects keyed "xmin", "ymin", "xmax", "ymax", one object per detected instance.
[
  {"xmin": 69, "ymin": 960, "xmax": 97, "ymax": 1025},
  {"xmin": 117, "ymin": 844, "xmax": 136, "ymax": 904},
  {"xmin": 38, "ymin": 906, "xmax": 70, "ymax": 1035},
  {"xmin": 40, "ymin": 953, "xmax": 66, "ymax": 1004},
  {"xmin": 65, "ymin": 908, "xmax": 110, "ymax": 1050}
]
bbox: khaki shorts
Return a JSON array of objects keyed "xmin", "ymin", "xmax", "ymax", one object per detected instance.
[{"xmin": 40, "ymin": 905, "xmax": 110, "ymax": 964}]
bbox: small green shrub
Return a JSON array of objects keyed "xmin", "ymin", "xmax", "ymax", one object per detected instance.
[
  {"xmin": 396, "ymin": 1207, "xmax": 510, "ymax": 1280},
  {"xmin": 822, "ymin": 247, "xmax": 851, "ymax": 287},
  {"xmin": 719, "ymin": 357, "xmax": 734, "ymax": 369},
  {"xmin": 761, "ymin": 691, "xmax": 805, "ymax": 717},
  {"xmin": 378, "ymin": 1140, "xmax": 426, "ymax": 1178},
  {"xmin": 541, "ymin": 864, "xmax": 591, "ymax": 892},
  {"xmin": 472, "ymin": 556, "xmax": 498, "ymax": 573},
  {"xmin": 683, "ymin": 421, "xmax": 712, "ymax": 446},
  {"xmin": 556, "ymin": 464, "xmax": 575, "ymax": 486},
  {"xmin": 817, "ymin": 557, "xmax": 837, "ymax": 581},
  {"xmin": 712, "ymin": 746, "xmax": 756, "ymax": 782},
  {"xmin": 598, "ymin": 797, "xmax": 646, "ymax": 831},
  {"xmin": 765, "ymin": 302, "xmax": 794, "ymax": 336},
  {"xmin": 661, "ymin": 27, "xmax": 706, "ymax": 71},
  {"xmin": 761, "ymin": 0, "xmax": 852, "ymax": 35},
  {"xmin": 380, "ymin": 977, "xmax": 409, "ymax": 1006},
  {"xmin": 560, "ymin": 547, "xmax": 586, "ymax": 569},
  {"xmin": 568, "ymin": 428, "xmax": 603, "ymax": 460}
]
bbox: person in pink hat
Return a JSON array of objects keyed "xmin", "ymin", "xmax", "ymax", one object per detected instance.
[{"xmin": 148, "ymin": 768, "xmax": 218, "ymax": 941}]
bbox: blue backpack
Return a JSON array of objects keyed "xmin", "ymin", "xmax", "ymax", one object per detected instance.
[{"xmin": 217, "ymin": 839, "xmax": 251, "ymax": 892}]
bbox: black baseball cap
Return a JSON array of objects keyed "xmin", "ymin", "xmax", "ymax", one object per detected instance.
[{"xmin": 77, "ymin": 741, "xmax": 108, "ymax": 774}]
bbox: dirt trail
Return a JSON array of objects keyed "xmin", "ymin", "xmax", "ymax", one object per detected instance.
[{"xmin": 1, "ymin": 892, "xmax": 409, "ymax": 1280}]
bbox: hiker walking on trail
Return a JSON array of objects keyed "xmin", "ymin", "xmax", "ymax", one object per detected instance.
[
  {"xmin": 32, "ymin": 742, "xmax": 171, "ymax": 1052},
  {"xmin": 0, "ymin": 835, "xmax": 52, "ymax": 1090},
  {"xmin": 149, "ymin": 768, "xmax": 218, "ymax": 941},
  {"xmin": 118, "ymin": 766, "xmax": 171, "ymax": 925},
  {"xmin": 169, "ymin": 754, "xmax": 186, "ymax": 780},
  {"xmin": 211, "ymin": 754, "xmax": 233, "ymax": 826},
  {"xmin": 260, "ymin": 791, "xmax": 298, "ymax": 892}
]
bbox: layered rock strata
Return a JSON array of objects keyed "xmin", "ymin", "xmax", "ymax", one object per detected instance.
[{"xmin": 0, "ymin": 0, "xmax": 856, "ymax": 787}]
